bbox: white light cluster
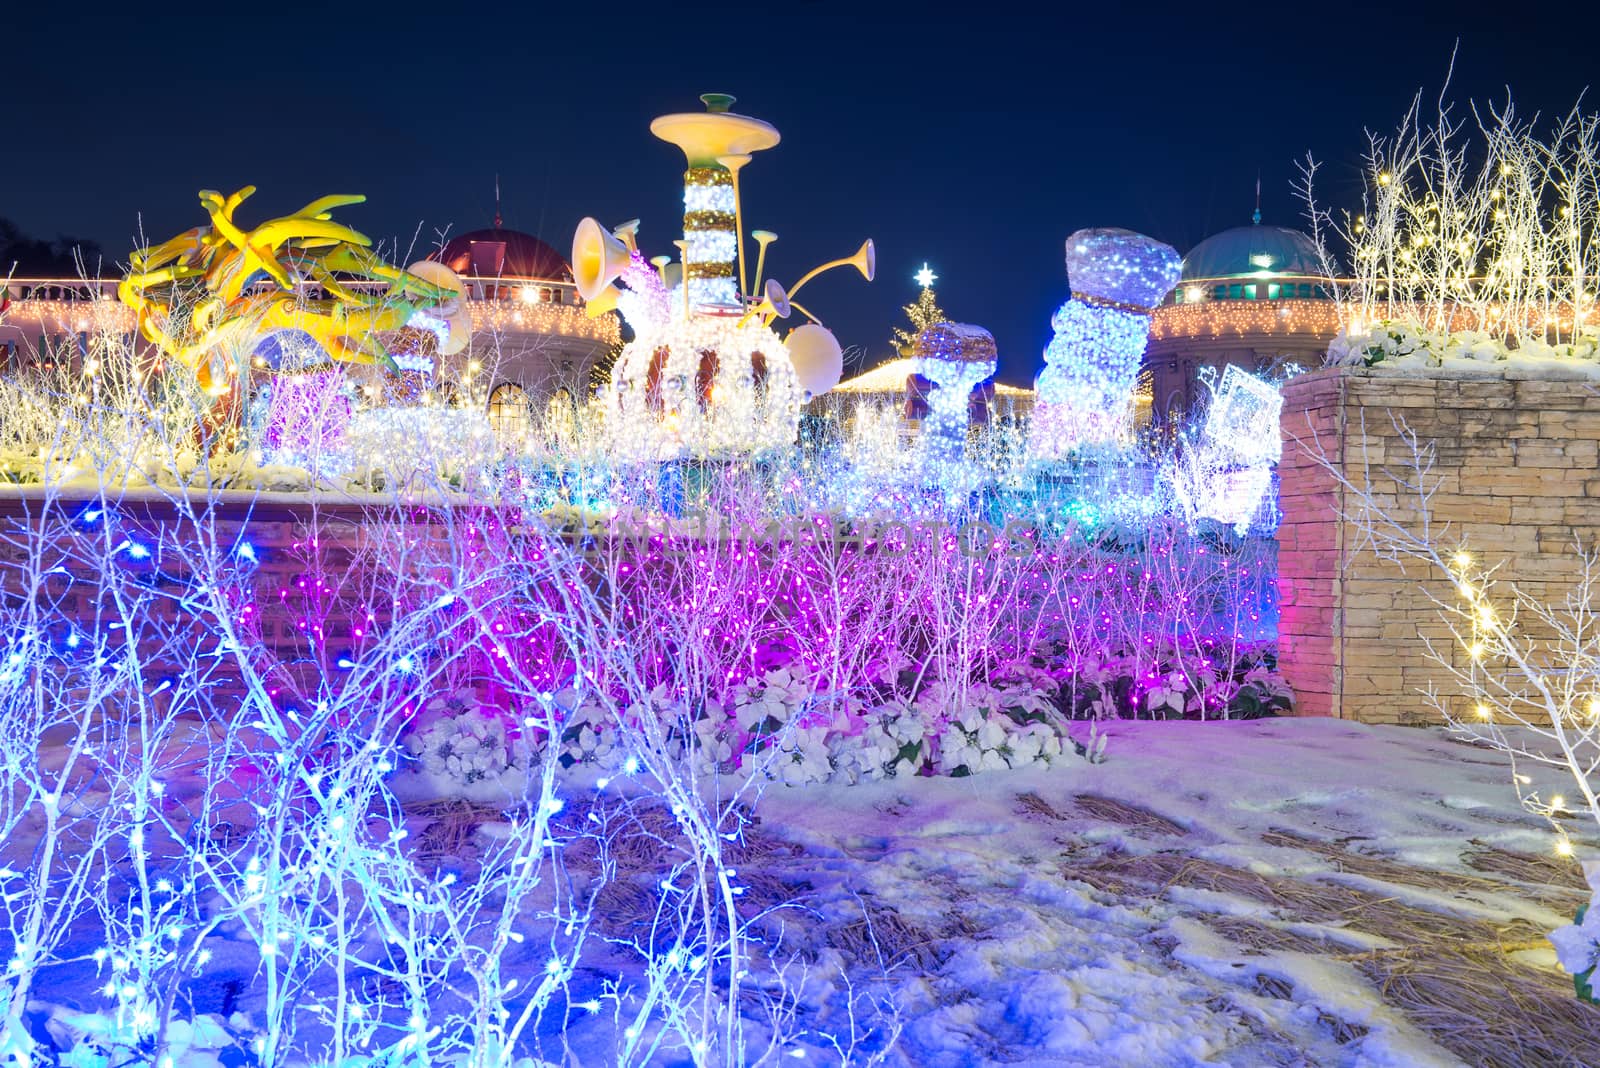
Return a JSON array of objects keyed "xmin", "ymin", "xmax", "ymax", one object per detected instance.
[
  {"xmin": 342, "ymin": 408, "xmax": 503, "ymax": 489},
  {"xmin": 680, "ymin": 277, "xmax": 739, "ymax": 309},
  {"xmin": 685, "ymin": 232, "xmax": 738, "ymax": 263},
  {"xmin": 1030, "ymin": 228, "xmax": 1180, "ymax": 459},
  {"xmin": 1169, "ymin": 365, "xmax": 1284, "ymax": 534},
  {"xmin": 612, "ymin": 254, "xmax": 673, "ymax": 336},
  {"xmin": 605, "ymin": 315, "xmax": 802, "ymax": 461},
  {"xmin": 684, "ymin": 185, "xmax": 736, "ymax": 214},
  {"xmin": 1204, "ymin": 365, "xmax": 1283, "ymax": 468},
  {"xmin": 0, "ymin": 297, "xmax": 133, "ymax": 335},
  {"xmin": 261, "ymin": 372, "xmax": 352, "ymax": 473},
  {"xmin": 683, "ymin": 179, "xmax": 738, "ymax": 309},
  {"xmin": 1061, "ymin": 228, "xmax": 1184, "ymax": 310},
  {"xmin": 912, "ymin": 323, "xmax": 997, "ymax": 468},
  {"xmin": 1031, "ymin": 301, "xmax": 1152, "ymax": 454}
]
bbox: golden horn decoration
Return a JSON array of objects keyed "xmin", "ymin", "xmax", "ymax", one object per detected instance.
[
  {"xmin": 572, "ymin": 216, "xmax": 633, "ymax": 301},
  {"xmin": 673, "ymin": 240, "xmax": 690, "ymax": 318},
  {"xmin": 612, "ymin": 218, "xmax": 642, "ymax": 253},
  {"xmin": 784, "ymin": 239, "xmax": 876, "ymax": 301},
  {"xmin": 717, "ymin": 153, "xmax": 753, "ymax": 300},
  {"xmin": 736, "ymin": 278, "xmax": 792, "ymax": 328},
  {"xmin": 751, "ymin": 230, "xmax": 778, "ymax": 296},
  {"xmin": 584, "ymin": 284, "xmax": 622, "ymax": 319}
]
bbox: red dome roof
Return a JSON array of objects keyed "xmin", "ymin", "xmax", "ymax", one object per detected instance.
[{"xmin": 429, "ymin": 228, "xmax": 571, "ymax": 281}]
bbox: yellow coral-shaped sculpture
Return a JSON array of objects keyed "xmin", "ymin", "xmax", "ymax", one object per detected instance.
[{"xmin": 119, "ymin": 187, "xmax": 461, "ymax": 389}]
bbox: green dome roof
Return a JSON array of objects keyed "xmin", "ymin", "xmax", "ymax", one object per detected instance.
[{"xmin": 1181, "ymin": 224, "xmax": 1325, "ymax": 281}]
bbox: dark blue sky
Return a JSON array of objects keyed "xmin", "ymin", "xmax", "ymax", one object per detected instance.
[{"xmin": 7, "ymin": 2, "xmax": 1595, "ymax": 382}]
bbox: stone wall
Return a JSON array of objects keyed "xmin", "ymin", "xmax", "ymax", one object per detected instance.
[{"xmin": 1278, "ymin": 365, "xmax": 1600, "ymax": 724}]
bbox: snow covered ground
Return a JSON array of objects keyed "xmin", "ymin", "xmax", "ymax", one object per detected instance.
[
  {"xmin": 17, "ymin": 717, "xmax": 1600, "ymax": 1066},
  {"xmin": 742, "ymin": 718, "xmax": 1600, "ymax": 1066}
]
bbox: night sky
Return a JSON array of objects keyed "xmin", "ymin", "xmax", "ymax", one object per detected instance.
[{"xmin": 7, "ymin": 2, "xmax": 1596, "ymax": 383}]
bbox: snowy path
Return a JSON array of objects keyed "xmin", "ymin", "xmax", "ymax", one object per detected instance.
[
  {"xmin": 740, "ymin": 719, "xmax": 1600, "ymax": 1067},
  {"xmin": 19, "ymin": 718, "xmax": 1600, "ymax": 1066}
]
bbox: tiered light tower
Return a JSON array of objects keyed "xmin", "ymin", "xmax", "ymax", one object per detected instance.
[{"xmin": 573, "ymin": 94, "xmax": 875, "ymax": 462}]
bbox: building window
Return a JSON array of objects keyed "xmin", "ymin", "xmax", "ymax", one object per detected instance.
[
  {"xmin": 1227, "ymin": 284, "xmax": 1242, "ymax": 300},
  {"xmin": 1242, "ymin": 284, "xmax": 1256, "ymax": 300},
  {"xmin": 1298, "ymin": 283, "xmax": 1313, "ymax": 298},
  {"xmin": 487, "ymin": 383, "xmax": 533, "ymax": 439},
  {"xmin": 1214, "ymin": 285, "xmax": 1226, "ymax": 300},
  {"xmin": 543, "ymin": 387, "xmax": 577, "ymax": 440},
  {"xmin": 1266, "ymin": 283, "xmax": 1281, "ymax": 299}
]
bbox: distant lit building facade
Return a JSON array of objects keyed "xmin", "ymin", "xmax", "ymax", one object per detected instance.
[
  {"xmin": 1144, "ymin": 220, "xmax": 1340, "ymax": 424},
  {"xmin": 817, "ymin": 356, "xmax": 1035, "ymax": 438},
  {"xmin": 423, "ymin": 227, "xmax": 617, "ymax": 425},
  {"xmin": 0, "ymin": 279, "xmax": 134, "ymax": 371},
  {"xmin": 0, "ymin": 225, "xmax": 618, "ymax": 429}
]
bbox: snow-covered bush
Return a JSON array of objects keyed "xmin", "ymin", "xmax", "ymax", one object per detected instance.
[
  {"xmin": 402, "ymin": 691, "xmax": 536, "ymax": 797},
  {"xmin": 1549, "ymin": 861, "xmax": 1600, "ymax": 1001},
  {"xmin": 1328, "ymin": 319, "xmax": 1600, "ymax": 371}
]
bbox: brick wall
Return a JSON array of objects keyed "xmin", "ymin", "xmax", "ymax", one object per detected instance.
[
  {"xmin": 1278, "ymin": 365, "xmax": 1600, "ymax": 724},
  {"xmin": 0, "ymin": 494, "xmax": 458, "ymax": 701}
]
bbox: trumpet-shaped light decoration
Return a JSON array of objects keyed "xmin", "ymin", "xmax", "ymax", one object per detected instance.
[{"xmin": 1032, "ymin": 228, "xmax": 1181, "ymax": 457}]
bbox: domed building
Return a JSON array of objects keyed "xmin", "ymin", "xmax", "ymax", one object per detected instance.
[
  {"xmin": 422, "ymin": 223, "xmax": 619, "ymax": 434},
  {"xmin": 1143, "ymin": 215, "xmax": 1340, "ymax": 425},
  {"xmin": 431, "ymin": 227, "xmax": 572, "ymax": 286}
]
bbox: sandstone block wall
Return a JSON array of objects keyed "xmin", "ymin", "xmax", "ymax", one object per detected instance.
[{"xmin": 1278, "ymin": 365, "xmax": 1600, "ymax": 724}]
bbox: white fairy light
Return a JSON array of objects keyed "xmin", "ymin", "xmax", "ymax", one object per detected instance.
[
  {"xmin": 605, "ymin": 314, "xmax": 802, "ymax": 461},
  {"xmin": 912, "ymin": 322, "xmax": 997, "ymax": 468}
]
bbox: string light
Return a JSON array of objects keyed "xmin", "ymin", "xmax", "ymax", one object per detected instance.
[
  {"xmin": 606, "ymin": 314, "xmax": 801, "ymax": 461},
  {"xmin": 1149, "ymin": 297, "xmax": 1341, "ymax": 341},
  {"xmin": 456, "ymin": 300, "xmax": 618, "ymax": 343},
  {"xmin": 0, "ymin": 291, "xmax": 134, "ymax": 334},
  {"xmin": 680, "ymin": 168, "xmax": 739, "ymax": 308},
  {"xmin": 1, "ymin": 289, "xmax": 617, "ymax": 354}
]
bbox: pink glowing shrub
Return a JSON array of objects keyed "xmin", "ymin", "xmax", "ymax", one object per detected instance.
[{"xmin": 261, "ymin": 371, "xmax": 352, "ymax": 467}]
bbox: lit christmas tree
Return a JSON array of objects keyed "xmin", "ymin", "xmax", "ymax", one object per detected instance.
[{"xmin": 892, "ymin": 263, "xmax": 949, "ymax": 355}]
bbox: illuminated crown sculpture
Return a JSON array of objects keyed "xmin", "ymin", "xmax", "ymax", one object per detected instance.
[
  {"xmin": 912, "ymin": 321, "xmax": 997, "ymax": 467},
  {"xmin": 1030, "ymin": 227, "xmax": 1181, "ymax": 459},
  {"xmin": 120, "ymin": 188, "xmax": 470, "ymax": 394},
  {"xmin": 573, "ymin": 94, "xmax": 874, "ymax": 462}
]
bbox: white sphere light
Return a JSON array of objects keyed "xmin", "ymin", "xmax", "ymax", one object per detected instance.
[{"xmin": 785, "ymin": 323, "xmax": 844, "ymax": 397}]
